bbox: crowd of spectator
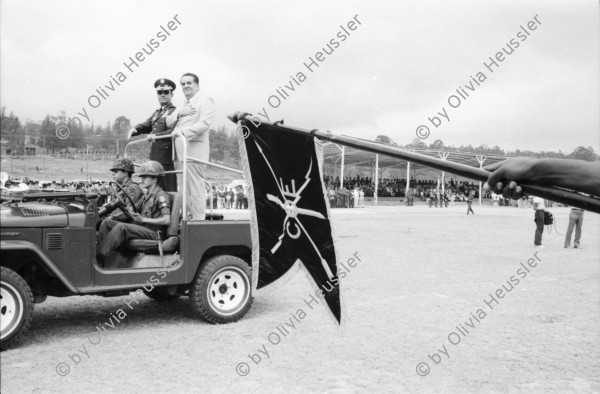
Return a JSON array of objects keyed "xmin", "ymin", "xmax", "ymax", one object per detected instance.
[
  {"xmin": 1, "ymin": 173, "xmax": 560, "ymax": 210},
  {"xmin": 1, "ymin": 175, "xmax": 114, "ymax": 204},
  {"xmin": 0, "ymin": 175, "xmax": 251, "ymax": 211},
  {"xmin": 320, "ymin": 175, "xmax": 563, "ymax": 209},
  {"xmin": 210, "ymin": 186, "xmax": 248, "ymax": 210},
  {"xmin": 323, "ymin": 175, "xmax": 484, "ymax": 197},
  {"xmin": 322, "ymin": 175, "xmax": 487, "ymax": 205},
  {"xmin": 326, "ymin": 185, "xmax": 365, "ymax": 208}
]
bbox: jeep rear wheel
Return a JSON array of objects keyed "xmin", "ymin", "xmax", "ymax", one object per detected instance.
[
  {"xmin": 1, "ymin": 267, "xmax": 34, "ymax": 351},
  {"xmin": 189, "ymin": 255, "xmax": 253, "ymax": 324}
]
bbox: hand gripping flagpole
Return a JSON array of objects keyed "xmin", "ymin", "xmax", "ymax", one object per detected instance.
[{"xmin": 229, "ymin": 112, "xmax": 600, "ymax": 214}]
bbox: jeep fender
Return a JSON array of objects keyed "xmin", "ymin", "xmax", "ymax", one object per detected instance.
[{"xmin": 0, "ymin": 240, "xmax": 78, "ymax": 293}]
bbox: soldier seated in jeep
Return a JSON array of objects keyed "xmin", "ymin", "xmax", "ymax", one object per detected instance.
[
  {"xmin": 1, "ymin": 136, "xmax": 253, "ymax": 350},
  {"xmin": 100, "ymin": 158, "xmax": 144, "ymax": 223},
  {"xmin": 96, "ymin": 160, "xmax": 171, "ymax": 266}
]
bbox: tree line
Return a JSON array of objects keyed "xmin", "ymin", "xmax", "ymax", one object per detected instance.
[
  {"xmin": 376, "ymin": 135, "xmax": 599, "ymax": 161},
  {"xmin": 0, "ymin": 107, "xmax": 242, "ymax": 169},
  {"xmin": 2, "ymin": 107, "xmax": 597, "ymax": 166}
]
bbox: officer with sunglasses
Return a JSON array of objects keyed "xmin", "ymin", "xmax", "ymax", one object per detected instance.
[{"xmin": 127, "ymin": 78, "xmax": 178, "ymax": 191}]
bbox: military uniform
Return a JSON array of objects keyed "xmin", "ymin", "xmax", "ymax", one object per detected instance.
[
  {"xmin": 97, "ymin": 183, "xmax": 170, "ymax": 260},
  {"xmin": 130, "ymin": 79, "xmax": 178, "ymax": 192},
  {"xmin": 108, "ymin": 178, "xmax": 144, "ymax": 222},
  {"xmin": 131, "ymin": 104, "xmax": 177, "ymax": 191},
  {"xmin": 98, "ymin": 184, "xmax": 109, "ymax": 206}
]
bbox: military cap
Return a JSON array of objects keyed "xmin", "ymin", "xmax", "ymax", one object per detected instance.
[
  {"xmin": 137, "ymin": 160, "xmax": 165, "ymax": 177},
  {"xmin": 110, "ymin": 158, "xmax": 135, "ymax": 173},
  {"xmin": 154, "ymin": 78, "xmax": 176, "ymax": 91}
]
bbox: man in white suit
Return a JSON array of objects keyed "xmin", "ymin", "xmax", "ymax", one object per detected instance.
[{"xmin": 167, "ymin": 72, "xmax": 215, "ymax": 220}]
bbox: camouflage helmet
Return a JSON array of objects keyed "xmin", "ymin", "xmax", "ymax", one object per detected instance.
[
  {"xmin": 137, "ymin": 160, "xmax": 165, "ymax": 177},
  {"xmin": 110, "ymin": 158, "xmax": 135, "ymax": 173}
]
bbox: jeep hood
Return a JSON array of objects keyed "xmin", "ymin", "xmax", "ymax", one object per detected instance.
[{"xmin": 0, "ymin": 203, "xmax": 68, "ymax": 227}]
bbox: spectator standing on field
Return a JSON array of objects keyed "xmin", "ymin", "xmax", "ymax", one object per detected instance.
[
  {"xmin": 564, "ymin": 207, "xmax": 584, "ymax": 249},
  {"xmin": 466, "ymin": 192, "xmax": 475, "ymax": 215},
  {"xmin": 532, "ymin": 196, "xmax": 546, "ymax": 247},
  {"xmin": 359, "ymin": 187, "xmax": 365, "ymax": 208}
]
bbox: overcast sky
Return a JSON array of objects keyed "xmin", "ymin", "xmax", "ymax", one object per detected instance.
[{"xmin": 1, "ymin": 0, "xmax": 598, "ymax": 153}]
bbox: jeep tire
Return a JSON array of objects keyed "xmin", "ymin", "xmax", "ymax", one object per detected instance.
[
  {"xmin": 1, "ymin": 267, "xmax": 34, "ymax": 351},
  {"xmin": 189, "ymin": 255, "xmax": 252, "ymax": 324}
]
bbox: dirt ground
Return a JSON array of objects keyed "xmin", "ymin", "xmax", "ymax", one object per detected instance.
[
  {"xmin": 1, "ymin": 205, "xmax": 599, "ymax": 393},
  {"xmin": 1, "ymin": 155, "xmax": 115, "ymax": 182}
]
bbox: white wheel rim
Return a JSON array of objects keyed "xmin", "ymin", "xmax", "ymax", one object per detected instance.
[
  {"xmin": 0, "ymin": 281, "xmax": 24, "ymax": 340},
  {"xmin": 207, "ymin": 267, "xmax": 250, "ymax": 316}
]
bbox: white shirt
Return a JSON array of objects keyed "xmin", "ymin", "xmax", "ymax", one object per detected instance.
[
  {"xmin": 166, "ymin": 92, "xmax": 215, "ymax": 161},
  {"xmin": 532, "ymin": 196, "xmax": 546, "ymax": 211},
  {"xmin": 167, "ymin": 92, "xmax": 214, "ymax": 139}
]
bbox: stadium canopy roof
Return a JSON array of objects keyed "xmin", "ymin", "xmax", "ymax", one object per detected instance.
[{"xmin": 321, "ymin": 140, "xmax": 508, "ymax": 174}]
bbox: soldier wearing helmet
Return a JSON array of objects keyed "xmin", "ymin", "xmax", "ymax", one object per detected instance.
[
  {"xmin": 136, "ymin": 160, "xmax": 165, "ymax": 177},
  {"xmin": 103, "ymin": 158, "xmax": 144, "ymax": 222},
  {"xmin": 97, "ymin": 161, "xmax": 171, "ymax": 265}
]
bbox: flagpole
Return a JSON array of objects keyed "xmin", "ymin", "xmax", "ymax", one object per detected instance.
[{"xmin": 229, "ymin": 112, "xmax": 600, "ymax": 214}]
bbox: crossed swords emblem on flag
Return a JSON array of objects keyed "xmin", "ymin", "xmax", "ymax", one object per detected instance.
[{"xmin": 253, "ymin": 140, "xmax": 335, "ymax": 280}]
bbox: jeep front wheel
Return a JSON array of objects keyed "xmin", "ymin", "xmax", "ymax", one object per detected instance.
[
  {"xmin": 189, "ymin": 255, "xmax": 253, "ymax": 324},
  {"xmin": 1, "ymin": 267, "xmax": 34, "ymax": 351}
]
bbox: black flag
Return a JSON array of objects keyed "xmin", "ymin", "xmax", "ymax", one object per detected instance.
[{"xmin": 238, "ymin": 117, "xmax": 341, "ymax": 323}]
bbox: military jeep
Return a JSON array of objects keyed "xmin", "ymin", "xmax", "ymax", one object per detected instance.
[{"xmin": 0, "ymin": 135, "xmax": 253, "ymax": 350}]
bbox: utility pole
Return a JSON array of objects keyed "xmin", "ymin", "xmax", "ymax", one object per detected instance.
[
  {"xmin": 86, "ymin": 144, "xmax": 90, "ymax": 181},
  {"xmin": 10, "ymin": 134, "xmax": 13, "ymax": 172}
]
